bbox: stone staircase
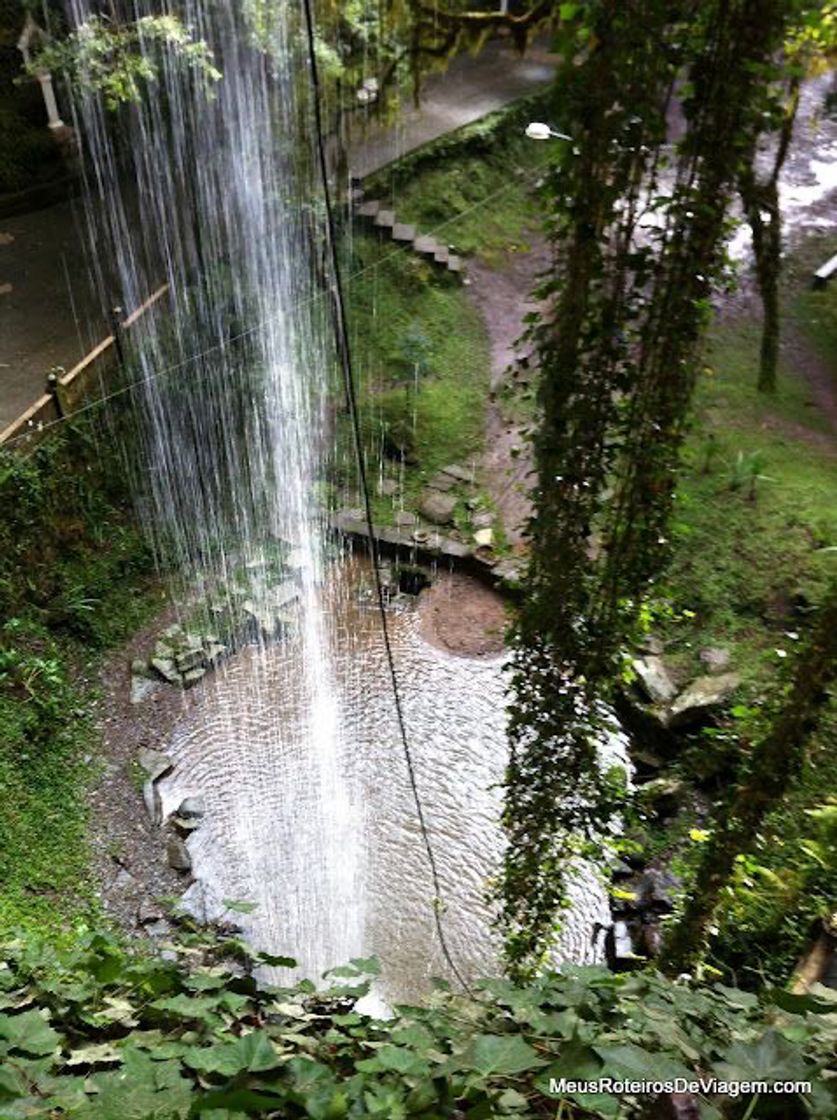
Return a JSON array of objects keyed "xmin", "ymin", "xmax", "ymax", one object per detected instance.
[{"xmin": 353, "ymin": 197, "xmax": 464, "ymax": 276}]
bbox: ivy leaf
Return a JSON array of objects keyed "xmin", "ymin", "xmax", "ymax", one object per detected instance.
[
  {"xmin": 712, "ymin": 1030, "xmax": 813, "ymax": 1085},
  {"xmin": 0, "ymin": 1065, "xmax": 25, "ymax": 1102},
  {"xmin": 594, "ymin": 1043, "xmax": 692, "ymax": 1084},
  {"xmin": 464, "ymin": 1033, "xmax": 546, "ymax": 1077},
  {"xmin": 184, "ymin": 1031, "xmax": 282, "ymax": 1077},
  {"xmin": 0, "ymin": 1010, "xmax": 60, "ymax": 1056}
]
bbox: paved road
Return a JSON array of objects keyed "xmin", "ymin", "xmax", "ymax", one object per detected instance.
[{"xmin": 0, "ymin": 37, "xmax": 556, "ymax": 434}]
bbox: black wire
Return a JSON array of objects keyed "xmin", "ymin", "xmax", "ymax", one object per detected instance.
[{"xmin": 299, "ymin": 0, "xmax": 473, "ymax": 996}]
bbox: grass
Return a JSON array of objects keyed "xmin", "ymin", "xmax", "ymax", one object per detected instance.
[
  {"xmin": 658, "ymin": 316, "xmax": 836, "ymax": 688},
  {"xmin": 336, "ymin": 230, "xmax": 492, "ymax": 523},
  {"xmin": 389, "ymin": 140, "xmax": 547, "ymax": 264},
  {"xmin": 0, "ymin": 420, "xmax": 160, "ymax": 936}
]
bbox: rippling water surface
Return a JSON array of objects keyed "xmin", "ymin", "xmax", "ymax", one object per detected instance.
[{"xmin": 161, "ymin": 560, "xmax": 622, "ymax": 1004}]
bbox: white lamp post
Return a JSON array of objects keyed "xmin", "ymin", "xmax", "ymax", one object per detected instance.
[
  {"xmin": 525, "ymin": 121, "xmax": 573, "ymax": 142},
  {"xmin": 17, "ymin": 15, "xmax": 65, "ymax": 132}
]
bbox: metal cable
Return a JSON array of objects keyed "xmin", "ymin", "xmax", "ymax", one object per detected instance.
[{"xmin": 300, "ymin": 0, "xmax": 473, "ymax": 995}]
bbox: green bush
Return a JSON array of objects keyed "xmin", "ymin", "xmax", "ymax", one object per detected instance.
[{"xmin": 0, "ymin": 923, "xmax": 835, "ymax": 1119}]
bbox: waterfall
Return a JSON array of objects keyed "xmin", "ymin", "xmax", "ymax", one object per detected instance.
[{"xmin": 66, "ymin": 0, "xmax": 365, "ymax": 979}]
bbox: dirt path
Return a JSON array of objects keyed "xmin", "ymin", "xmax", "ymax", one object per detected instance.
[{"xmin": 466, "ymin": 238, "xmax": 551, "ymax": 546}]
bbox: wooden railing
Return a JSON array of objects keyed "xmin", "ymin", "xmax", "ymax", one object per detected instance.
[{"xmin": 0, "ymin": 283, "xmax": 170, "ymax": 450}]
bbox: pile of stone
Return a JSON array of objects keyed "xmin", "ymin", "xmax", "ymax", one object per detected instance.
[
  {"xmin": 135, "ymin": 746, "xmax": 208, "ymax": 934},
  {"xmin": 132, "ymin": 623, "xmax": 227, "ymax": 693},
  {"xmin": 627, "ymin": 646, "xmax": 739, "ymax": 733}
]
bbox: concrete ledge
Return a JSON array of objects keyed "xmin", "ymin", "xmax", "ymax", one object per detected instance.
[{"xmin": 329, "ymin": 509, "xmax": 523, "ymax": 594}]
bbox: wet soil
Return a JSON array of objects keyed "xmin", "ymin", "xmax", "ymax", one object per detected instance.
[{"xmin": 418, "ymin": 571, "xmax": 509, "ymax": 657}]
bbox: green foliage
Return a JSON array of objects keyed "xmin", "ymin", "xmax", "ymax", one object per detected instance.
[
  {"xmin": 499, "ymin": 0, "xmax": 810, "ymax": 975},
  {"xmin": 0, "ymin": 419, "xmax": 157, "ymax": 934},
  {"xmin": 335, "ymin": 231, "xmax": 489, "ymax": 517},
  {"xmin": 32, "ymin": 14, "xmax": 221, "ymax": 110},
  {"xmin": 0, "ymin": 924, "xmax": 835, "ymax": 1119}
]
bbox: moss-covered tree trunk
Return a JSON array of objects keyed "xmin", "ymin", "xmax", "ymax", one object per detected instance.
[{"xmin": 661, "ymin": 584, "xmax": 837, "ymax": 976}]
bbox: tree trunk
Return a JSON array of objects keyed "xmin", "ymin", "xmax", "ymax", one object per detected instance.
[{"xmin": 661, "ymin": 584, "xmax": 837, "ymax": 976}]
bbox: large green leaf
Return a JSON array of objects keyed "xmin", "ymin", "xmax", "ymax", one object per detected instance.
[
  {"xmin": 712, "ymin": 1030, "xmax": 814, "ymax": 1085},
  {"xmin": 0, "ymin": 1010, "xmax": 60, "ymax": 1056},
  {"xmin": 464, "ymin": 1033, "xmax": 546, "ymax": 1077},
  {"xmin": 183, "ymin": 1030, "xmax": 282, "ymax": 1077}
]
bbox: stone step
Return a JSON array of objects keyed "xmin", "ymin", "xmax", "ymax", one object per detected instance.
[
  {"xmin": 413, "ymin": 235, "xmax": 439, "ymax": 256},
  {"xmin": 433, "ymin": 246, "xmax": 450, "ymax": 264},
  {"xmin": 356, "ymin": 199, "xmax": 380, "ymax": 218},
  {"xmin": 447, "ymin": 255, "xmax": 463, "ymax": 273},
  {"xmin": 349, "ymin": 187, "xmax": 365, "ymax": 204},
  {"xmin": 392, "ymin": 222, "xmax": 417, "ymax": 242},
  {"xmin": 374, "ymin": 209, "xmax": 396, "ymax": 228}
]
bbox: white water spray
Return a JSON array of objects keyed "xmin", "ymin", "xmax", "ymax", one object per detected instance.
[{"xmin": 66, "ymin": 0, "xmax": 364, "ymax": 978}]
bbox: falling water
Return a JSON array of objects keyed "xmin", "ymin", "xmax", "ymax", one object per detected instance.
[{"xmin": 66, "ymin": 0, "xmax": 365, "ymax": 978}]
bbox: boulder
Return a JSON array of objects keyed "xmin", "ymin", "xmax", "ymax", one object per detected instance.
[
  {"xmin": 472, "ymin": 511, "xmax": 494, "ymax": 529},
  {"xmin": 130, "ymin": 658, "xmax": 153, "ymax": 678},
  {"xmin": 178, "ymin": 796, "xmax": 206, "ymax": 819},
  {"xmin": 150, "ymin": 657, "xmax": 182, "ymax": 686},
  {"xmin": 639, "ymin": 634, "xmax": 664, "ymax": 655},
  {"xmin": 666, "ymin": 672, "xmax": 740, "ymax": 728},
  {"xmin": 166, "ymin": 836, "xmax": 192, "ymax": 873},
  {"xmin": 439, "ymin": 463, "xmax": 474, "ymax": 484},
  {"xmin": 394, "ymin": 510, "xmax": 418, "ymax": 528},
  {"xmin": 473, "ymin": 528, "xmax": 494, "ymax": 548},
  {"xmin": 632, "ymin": 655, "xmax": 677, "ymax": 705},
  {"xmin": 137, "ymin": 747, "xmax": 173, "ymax": 782},
  {"xmin": 699, "ymin": 646, "xmax": 731, "ymax": 672},
  {"xmin": 636, "ymin": 777, "xmax": 686, "ymax": 819},
  {"xmin": 182, "ymin": 667, "xmax": 207, "ymax": 688},
  {"xmin": 130, "ymin": 674, "xmax": 157, "ymax": 705},
  {"xmin": 175, "ymin": 648, "xmax": 205, "ymax": 673},
  {"xmin": 420, "ymin": 490, "xmax": 457, "ymax": 525},
  {"xmin": 143, "ymin": 780, "xmax": 163, "ymax": 826},
  {"xmin": 378, "ymin": 478, "xmax": 399, "ymax": 497}
]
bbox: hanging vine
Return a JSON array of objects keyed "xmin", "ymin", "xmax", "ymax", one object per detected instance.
[{"xmin": 498, "ymin": 0, "xmax": 794, "ymax": 978}]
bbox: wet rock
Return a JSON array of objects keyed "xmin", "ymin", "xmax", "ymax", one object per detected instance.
[
  {"xmin": 166, "ymin": 836, "xmax": 192, "ymax": 873},
  {"xmin": 175, "ymin": 648, "xmax": 205, "ymax": 673},
  {"xmin": 699, "ymin": 646, "xmax": 731, "ymax": 672},
  {"xmin": 634, "ymin": 868, "xmax": 679, "ymax": 913},
  {"xmin": 137, "ymin": 747, "xmax": 173, "ymax": 782},
  {"xmin": 666, "ymin": 672, "xmax": 740, "ymax": 728},
  {"xmin": 439, "ymin": 463, "xmax": 474, "ymax": 484},
  {"xmin": 137, "ymin": 898, "xmax": 165, "ymax": 926},
  {"xmin": 204, "ymin": 642, "xmax": 226, "ymax": 665},
  {"xmin": 143, "ymin": 780, "xmax": 163, "ymax": 826},
  {"xmin": 182, "ymin": 667, "xmax": 206, "ymax": 688},
  {"xmin": 130, "ymin": 674, "xmax": 158, "ymax": 705},
  {"xmin": 426, "ymin": 472, "xmax": 457, "ymax": 492},
  {"xmin": 633, "ymin": 655, "xmax": 677, "ymax": 705},
  {"xmin": 178, "ymin": 881, "xmax": 228, "ymax": 925},
  {"xmin": 637, "ymin": 777, "xmax": 687, "ymax": 818},
  {"xmin": 151, "ymin": 657, "xmax": 183, "ymax": 686},
  {"xmin": 145, "ymin": 920, "xmax": 171, "ymax": 939},
  {"xmin": 171, "ymin": 815, "xmax": 201, "ymax": 834},
  {"xmin": 154, "ymin": 641, "xmax": 175, "ymax": 661},
  {"xmin": 420, "ymin": 490, "xmax": 458, "ymax": 524},
  {"xmin": 178, "ymin": 796, "xmax": 206, "ymax": 819}
]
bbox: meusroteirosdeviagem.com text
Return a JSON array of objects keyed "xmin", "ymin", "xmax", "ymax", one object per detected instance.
[{"xmin": 549, "ymin": 1078, "xmax": 812, "ymax": 1098}]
